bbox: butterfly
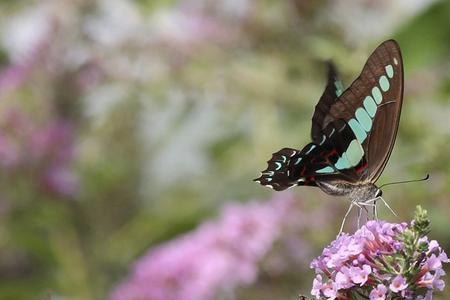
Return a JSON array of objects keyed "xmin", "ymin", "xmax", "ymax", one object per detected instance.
[{"xmin": 254, "ymin": 40, "xmax": 403, "ymax": 231}]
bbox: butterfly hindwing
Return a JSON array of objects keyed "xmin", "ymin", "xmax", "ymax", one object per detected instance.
[
  {"xmin": 254, "ymin": 147, "xmax": 303, "ymax": 191},
  {"xmin": 254, "ymin": 119, "xmax": 368, "ymax": 190},
  {"xmin": 311, "ymin": 62, "xmax": 343, "ymax": 144},
  {"xmin": 308, "ymin": 119, "xmax": 369, "ymax": 183},
  {"xmin": 254, "ymin": 145, "xmax": 321, "ymax": 191}
]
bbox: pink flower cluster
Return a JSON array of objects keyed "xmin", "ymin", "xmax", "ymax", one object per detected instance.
[
  {"xmin": 310, "ymin": 220, "xmax": 449, "ymax": 300},
  {"xmin": 110, "ymin": 193, "xmax": 320, "ymax": 300}
]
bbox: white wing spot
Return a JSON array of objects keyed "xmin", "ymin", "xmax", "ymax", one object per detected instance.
[
  {"xmin": 394, "ymin": 57, "xmax": 398, "ymax": 65},
  {"xmin": 329, "ymin": 128, "xmax": 335, "ymax": 137},
  {"xmin": 262, "ymin": 171, "xmax": 274, "ymax": 176},
  {"xmin": 320, "ymin": 135, "xmax": 326, "ymax": 145},
  {"xmin": 305, "ymin": 145, "xmax": 316, "ymax": 155}
]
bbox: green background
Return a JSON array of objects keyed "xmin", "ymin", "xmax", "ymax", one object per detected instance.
[{"xmin": 0, "ymin": 0, "xmax": 449, "ymax": 299}]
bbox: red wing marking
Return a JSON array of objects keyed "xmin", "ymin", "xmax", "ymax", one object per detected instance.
[{"xmin": 355, "ymin": 161, "xmax": 368, "ymax": 174}]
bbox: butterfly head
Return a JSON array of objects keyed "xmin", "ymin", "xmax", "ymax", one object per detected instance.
[{"xmin": 375, "ymin": 189, "xmax": 382, "ymax": 198}]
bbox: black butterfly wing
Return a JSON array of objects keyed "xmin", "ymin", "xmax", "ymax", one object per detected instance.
[
  {"xmin": 311, "ymin": 62, "xmax": 344, "ymax": 144},
  {"xmin": 322, "ymin": 40, "xmax": 403, "ymax": 182},
  {"xmin": 254, "ymin": 119, "xmax": 367, "ymax": 190}
]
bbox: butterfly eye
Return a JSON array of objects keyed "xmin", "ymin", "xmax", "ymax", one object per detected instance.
[{"xmin": 376, "ymin": 189, "xmax": 383, "ymax": 197}]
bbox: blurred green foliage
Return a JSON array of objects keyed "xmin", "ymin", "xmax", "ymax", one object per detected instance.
[{"xmin": 0, "ymin": 0, "xmax": 448, "ymax": 299}]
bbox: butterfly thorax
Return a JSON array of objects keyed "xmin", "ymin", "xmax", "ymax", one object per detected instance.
[{"xmin": 316, "ymin": 180, "xmax": 379, "ymax": 203}]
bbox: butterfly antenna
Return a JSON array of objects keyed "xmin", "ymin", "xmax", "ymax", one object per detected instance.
[{"xmin": 379, "ymin": 174, "xmax": 430, "ymax": 189}]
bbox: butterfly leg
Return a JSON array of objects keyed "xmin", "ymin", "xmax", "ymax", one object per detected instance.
[
  {"xmin": 373, "ymin": 202, "xmax": 378, "ymax": 220},
  {"xmin": 338, "ymin": 200, "xmax": 364, "ymax": 236},
  {"xmin": 362, "ymin": 196, "xmax": 395, "ymax": 219},
  {"xmin": 365, "ymin": 198, "xmax": 378, "ymax": 220},
  {"xmin": 378, "ymin": 196, "xmax": 398, "ymax": 217},
  {"xmin": 338, "ymin": 202, "xmax": 354, "ymax": 236},
  {"xmin": 357, "ymin": 206, "xmax": 362, "ymax": 228},
  {"xmin": 356, "ymin": 204, "xmax": 371, "ymax": 228},
  {"xmin": 356, "ymin": 200, "xmax": 377, "ymax": 222}
]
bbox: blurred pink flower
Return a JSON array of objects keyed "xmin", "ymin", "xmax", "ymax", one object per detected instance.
[
  {"xmin": 0, "ymin": 64, "xmax": 30, "ymax": 95},
  {"xmin": 110, "ymin": 193, "xmax": 319, "ymax": 300},
  {"xmin": 0, "ymin": 135, "xmax": 20, "ymax": 168},
  {"xmin": 0, "ymin": 108, "xmax": 78, "ymax": 198},
  {"xmin": 30, "ymin": 120, "xmax": 74, "ymax": 163},
  {"xmin": 42, "ymin": 166, "xmax": 78, "ymax": 197},
  {"xmin": 154, "ymin": 10, "xmax": 235, "ymax": 49},
  {"xmin": 32, "ymin": 121, "xmax": 77, "ymax": 198},
  {"xmin": 0, "ymin": 27, "xmax": 51, "ymax": 97}
]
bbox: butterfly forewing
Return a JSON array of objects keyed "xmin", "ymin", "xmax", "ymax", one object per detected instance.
[
  {"xmin": 365, "ymin": 42, "xmax": 403, "ymax": 181},
  {"xmin": 323, "ymin": 40, "xmax": 403, "ymax": 182}
]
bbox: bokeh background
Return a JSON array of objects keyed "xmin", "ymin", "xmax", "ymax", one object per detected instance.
[{"xmin": 0, "ymin": 0, "xmax": 449, "ymax": 299}]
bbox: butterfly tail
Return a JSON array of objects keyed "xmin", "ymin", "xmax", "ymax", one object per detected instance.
[{"xmin": 254, "ymin": 148, "xmax": 299, "ymax": 191}]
